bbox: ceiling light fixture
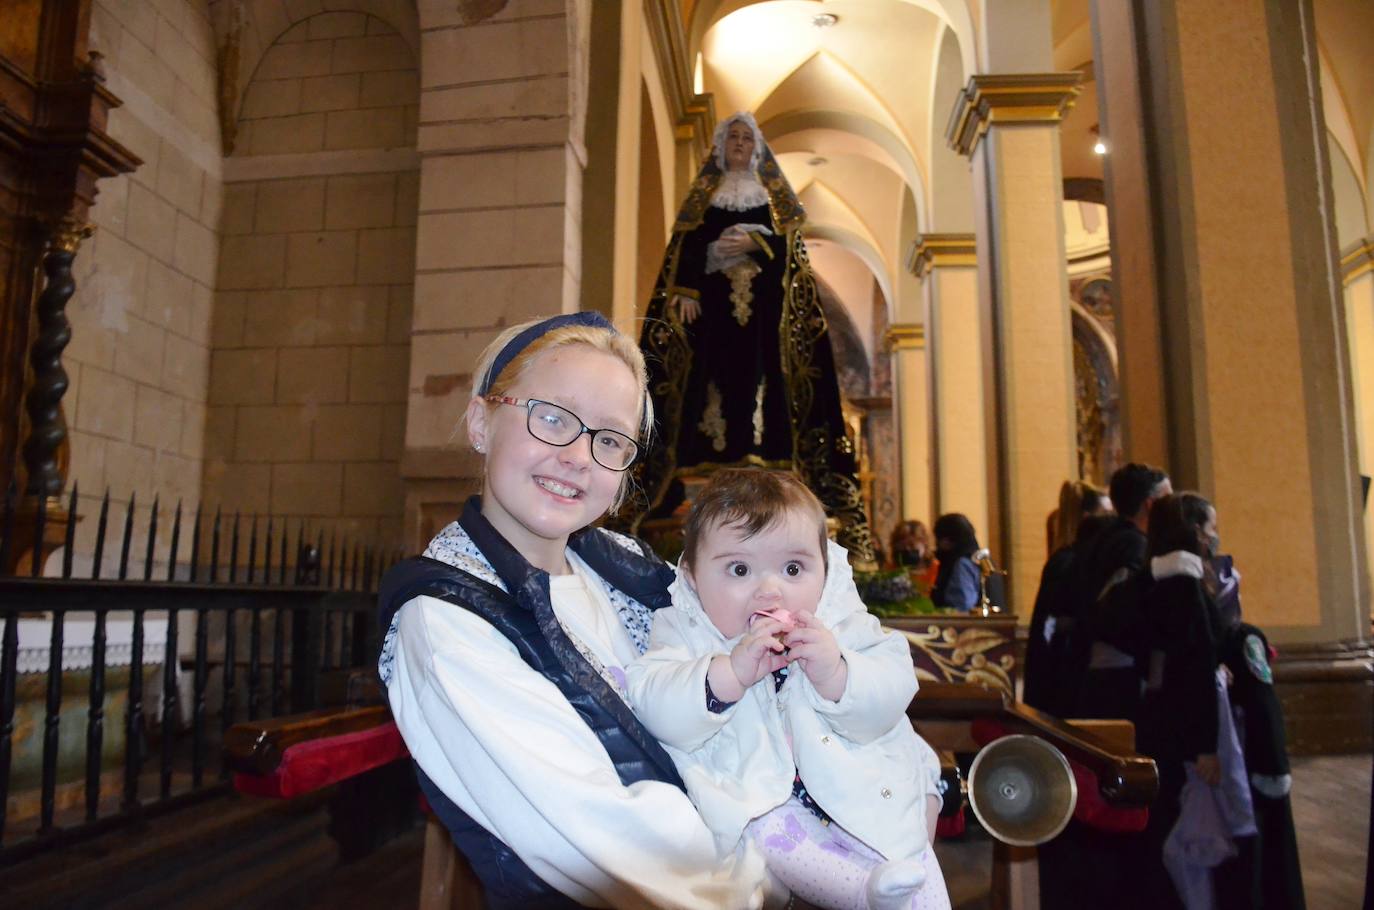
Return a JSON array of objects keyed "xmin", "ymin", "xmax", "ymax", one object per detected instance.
[
  {"xmin": 1093, "ymin": 140, "xmax": 1107, "ymax": 155},
  {"xmin": 812, "ymin": 13, "xmax": 838, "ymax": 28}
]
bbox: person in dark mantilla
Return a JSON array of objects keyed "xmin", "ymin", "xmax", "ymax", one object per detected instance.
[{"xmin": 623, "ymin": 111, "xmax": 873, "ymax": 563}]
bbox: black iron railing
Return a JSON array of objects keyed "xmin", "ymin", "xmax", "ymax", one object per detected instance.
[{"xmin": 0, "ymin": 483, "xmax": 400, "ymax": 864}]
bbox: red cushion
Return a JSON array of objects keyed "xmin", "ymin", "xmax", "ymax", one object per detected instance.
[
  {"xmin": 234, "ymin": 721, "xmax": 409, "ymax": 799},
  {"xmin": 1069, "ymin": 761, "xmax": 1149, "ymax": 832},
  {"xmin": 935, "ymin": 808, "xmax": 966, "ymax": 839}
]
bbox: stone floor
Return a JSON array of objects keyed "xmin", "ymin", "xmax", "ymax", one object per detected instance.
[
  {"xmin": 1289, "ymin": 753, "xmax": 1371, "ymax": 910},
  {"xmin": 296, "ymin": 753, "xmax": 1370, "ymax": 909}
]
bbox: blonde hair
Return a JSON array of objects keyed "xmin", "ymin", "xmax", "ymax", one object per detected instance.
[
  {"xmin": 468, "ymin": 317, "xmax": 654, "ymax": 512},
  {"xmin": 1050, "ymin": 479, "xmax": 1108, "ymax": 552}
]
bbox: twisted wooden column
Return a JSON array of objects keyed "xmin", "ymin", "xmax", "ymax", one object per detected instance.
[{"xmin": 22, "ymin": 218, "xmax": 92, "ymax": 497}]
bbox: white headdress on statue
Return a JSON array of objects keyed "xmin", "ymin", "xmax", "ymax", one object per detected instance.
[
  {"xmin": 712, "ymin": 111, "xmax": 766, "ymax": 173},
  {"xmin": 710, "ymin": 112, "xmax": 769, "ymax": 211}
]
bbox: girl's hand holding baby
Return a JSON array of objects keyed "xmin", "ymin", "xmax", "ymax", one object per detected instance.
[
  {"xmin": 708, "ymin": 617, "xmax": 791, "ymax": 703},
  {"xmin": 784, "ymin": 611, "xmax": 848, "ymax": 701}
]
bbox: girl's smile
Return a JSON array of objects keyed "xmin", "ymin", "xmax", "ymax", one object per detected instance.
[{"xmin": 467, "ymin": 344, "xmax": 641, "ymax": 574}]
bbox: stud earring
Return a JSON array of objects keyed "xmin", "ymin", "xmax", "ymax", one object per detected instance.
[{"xmin": 474, "ymin": 443, "xmax": 484, "ymax": 453}]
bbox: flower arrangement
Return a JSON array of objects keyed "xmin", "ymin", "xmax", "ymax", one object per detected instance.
[{"xmin": 854, "ymin": 568, "xmax": 940, "ymax": 617}]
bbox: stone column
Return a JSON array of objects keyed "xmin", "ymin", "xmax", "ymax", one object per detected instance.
[
  {"xmin": 884, "ymin": 324, "xmax": 931, "ymax": 527},
  {"xmin": 911, "ymin": 234, "xmax": 988, "ymax": 538},
  {"xmin": 404, "ymin": 8, "xmax": 588, "ymax": 549},
  {"xmin": 1093, "ymin": 0, "xmax": 1369, "ymax": 749},
  {"xmin": 946, "ymin": 80, "xmax": 1082, "ymax": 611},
  {"xmin": 1343, "ymin": 236, "xmax": 1374, "ymax": 628},
  {"xmin": 912, "ymin": 232, "xmax": 989, "ymax": 541}
]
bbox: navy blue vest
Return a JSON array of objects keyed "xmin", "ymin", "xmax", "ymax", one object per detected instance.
[{"xmin": 378, "ymin": 498, "xmax": 684, "ymax": 908}]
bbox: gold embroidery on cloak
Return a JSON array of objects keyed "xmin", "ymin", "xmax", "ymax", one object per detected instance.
[
  {"xmin": 698, "ymin": 382, "xmax": 727, "ymax": 452},
  {"xmin": 753, "ymin": 379, "xmax": 766, "ymax": 445},
  {"xmin": 726, "ymin": 260, "xmax": 760, "ymax": 325}
]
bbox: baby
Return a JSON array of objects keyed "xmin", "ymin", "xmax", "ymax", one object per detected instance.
[{"xmin": 627, "ymin": 468, "xmax": 949, "ymax": 910}]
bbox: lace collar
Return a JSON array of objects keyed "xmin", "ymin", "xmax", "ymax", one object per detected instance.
[{"xmin": 710, "ymin": 170, "xmax": 770, "ymax": 212}]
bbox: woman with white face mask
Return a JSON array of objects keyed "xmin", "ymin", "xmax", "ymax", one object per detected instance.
[
  {"xmin": 622, "ymin": 111, "xmax": 874, "ymax": 565},
  {"xmin": 378, "ymin": 312, "xmax": 776, "ymax": 909}
]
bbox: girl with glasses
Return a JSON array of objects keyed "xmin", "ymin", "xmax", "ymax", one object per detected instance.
[{"xmin": 376, "ymin": 313, "xmax": 775, "ymax": 909}]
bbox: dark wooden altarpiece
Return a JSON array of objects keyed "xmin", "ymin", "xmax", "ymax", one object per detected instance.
[{"xmin": 0, "ymin": 1, "xmax": 138, "ymax": 548}]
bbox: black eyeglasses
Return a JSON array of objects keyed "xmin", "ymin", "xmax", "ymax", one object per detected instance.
[{"xmin": 486, "ymin": 396, "xmax": 640, "ymax": 471}]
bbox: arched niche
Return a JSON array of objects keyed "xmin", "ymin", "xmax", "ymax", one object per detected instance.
[
  {"xmin": 1069, "ymin": 282, "xmax": 1120, "ymax": 485},
  {"xmin": 217, "ymin": 0, "xmax": 420, "ymax": 142}
]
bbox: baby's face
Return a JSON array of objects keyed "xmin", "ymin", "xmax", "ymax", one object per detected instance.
[{"xmin": 684, "ymin": 509, "xmax": 826, "ymax": 638}]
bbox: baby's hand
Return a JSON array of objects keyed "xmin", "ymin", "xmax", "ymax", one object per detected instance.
[
  {"xmin": 784, "ymin": 611, "xmax": 847, "ymax": 701},
  {"xmin": 730, "ymin": 618, "xmax": 790, "ymax": 687}
]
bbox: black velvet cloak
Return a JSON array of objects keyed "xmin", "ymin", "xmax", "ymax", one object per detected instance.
[{"xmin": 623, "ymin": 134, "xmax": 872, "ymax": 562}]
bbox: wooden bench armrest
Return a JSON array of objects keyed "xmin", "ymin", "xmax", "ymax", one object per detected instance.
[
  {"xmin": 909, "ymin": 682, "xmax": 1158, "ymax": 807},
  {"xmin": 224, "ymin": 705, "xmax": 393, "ymax": 777}
]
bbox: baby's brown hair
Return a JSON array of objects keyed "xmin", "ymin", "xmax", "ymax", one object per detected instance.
[{"xmin": 680, "ymin": 468, "xmax": 829, "ymax": 570}]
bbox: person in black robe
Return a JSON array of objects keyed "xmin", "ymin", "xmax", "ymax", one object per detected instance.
[
  {"xmin": 1214, "ymin": 615, "xmax": 1306, "ymax": 907},
  {"xmin": 1024, "ymin": 479, "xmax": 1112, "ymax": 714},
  {"xmin": 623, "ymin": 112, "xmax": 873, "ymax": 562},
  {"xmin": 1066, "ymin": 462, "xmax": 1171, "ymax": 722},
  {"xmin": 1024, "ymin": 512, "xmax": 1114, "ymax": 714}
]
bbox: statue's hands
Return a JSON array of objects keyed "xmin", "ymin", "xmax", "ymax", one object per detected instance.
[
  {"xmin": 672, "ymin": 294, "xmax": 701, "ymax": 324},
  {"xmin": 714, "ymin": 225, "xmax": 756, "ymax": 258}
]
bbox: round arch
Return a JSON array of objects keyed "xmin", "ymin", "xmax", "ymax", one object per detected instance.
[
  {"xmin": 228, "ymin": 0, "xmax": 419, "ymax": 116},
  {"xmin": 804, "ymin": 222, "xmax": 894, "ymax": 320}
]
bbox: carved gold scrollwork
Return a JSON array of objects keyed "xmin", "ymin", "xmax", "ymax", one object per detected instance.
[
  {"xmin": 899, "ymin": 624, "xmax": 1017, "ymax": 700},
  {"xmin": 48, "ymin": 218, "xmax": 95, "ymax": 254}
]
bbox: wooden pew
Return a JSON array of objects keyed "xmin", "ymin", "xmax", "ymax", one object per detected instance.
[
  {"xmin": 909, "ymin": 682, "xmax": 1157, "ymax": 910},
  {"xmin": 909, "ymin": 681, "xmax": 1157, "ymax": 809},
  {"xmin": 227, "ymin": 682, "xmax": 1155, "ymax": 910},
  {"xmin": 224, "ymin": 704, "xmax": 485, "ymax": 908}
]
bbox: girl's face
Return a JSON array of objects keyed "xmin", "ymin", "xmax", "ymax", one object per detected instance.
[
  {"xmin": 1199, "ymin": 506, "xmax": 1220, "ymax": 557},
  {"xmin": 723, "ymin": 121, "xmax": 756, "ymax": 172},
  {"xmin": 684, "ymin": 508, "xmax": 826, "ymax": 638},
  {"xmin": 467, "ymin": 345, "xmax": 641, "ymax": 569}
]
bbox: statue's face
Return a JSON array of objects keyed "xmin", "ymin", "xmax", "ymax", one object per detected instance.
[{"xmin": 723, "ymin": 121, "xmax": 755, "ymax": 171}]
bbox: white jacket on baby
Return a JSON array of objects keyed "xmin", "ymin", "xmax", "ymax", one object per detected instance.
[{"xmin": 626, "ymin": 539, "xmax": 940, "ymax": 862}]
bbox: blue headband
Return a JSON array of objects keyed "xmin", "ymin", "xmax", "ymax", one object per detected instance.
[{"xmin": 478, "ymin": 311, "xmax": 617, "ymax": 395}]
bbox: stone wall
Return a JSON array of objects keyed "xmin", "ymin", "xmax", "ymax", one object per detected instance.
[
  {"xmin": 206, "ymin": 11, "xmax": 417, "ymax": 548},
  {"xmin": 66, "ymin": 0, "xmax": 222, "ymax": 571},
  {"xmin": 402, "ymin": 1, "xmax": 589, "ymax": 547}
]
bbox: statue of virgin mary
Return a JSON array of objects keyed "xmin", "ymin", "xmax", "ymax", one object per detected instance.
[{"xmin": 625, "ymin": 112, "xmax": 873, "ymax": 562}]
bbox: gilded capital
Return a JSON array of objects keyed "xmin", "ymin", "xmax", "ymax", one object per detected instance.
[
  {"xmin": 908, "ymin": 233, "xmax": 977, "ymax": 278},
  {"xmin": 1341, "ymin": 234, "xmax": 1374, "ymax": 286},
  {"xmin": 47, "ymin": 217, "xmax": 95, "ymax": 254},
  {"xmin": 946, "ymin": 72, "xmax": 1084, "ymax": 158},
  {"xmin": 884, "ymin": 323, "xmax": 925, "ymax": 352}
]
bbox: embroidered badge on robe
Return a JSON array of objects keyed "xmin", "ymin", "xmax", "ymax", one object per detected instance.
[{"xmin": 1243, "ymin": 634, "xmax": 1273, "ymax": 683}]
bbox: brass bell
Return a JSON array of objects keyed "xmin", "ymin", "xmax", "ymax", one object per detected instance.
[{"xmin": 967, "ymin": 734, "xmax": 1078, "ymax": 846}]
